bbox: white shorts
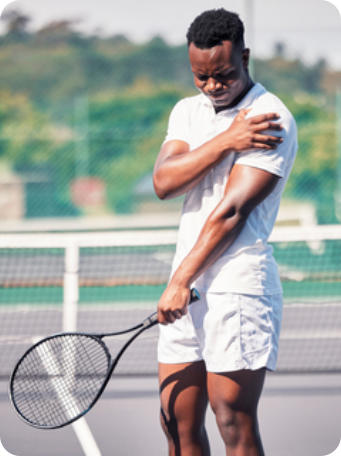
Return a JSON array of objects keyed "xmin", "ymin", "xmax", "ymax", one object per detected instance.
[{"xmin": 158, "ymin": 291, "xmax": 283, "ymax": 372}]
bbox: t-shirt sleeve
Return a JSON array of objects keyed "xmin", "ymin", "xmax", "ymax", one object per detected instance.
[
  {"xmin": 163, "ymin": 98, "xmax": 190, "ymax": 144},
  {"xmin": 235, "ymin": 108, "xmax": 297, "ymax": 178}
]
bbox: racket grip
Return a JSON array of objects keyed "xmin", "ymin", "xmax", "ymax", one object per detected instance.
[
  {"xmin": 189, "ymin": 288, "xmax": 201, "ymax": 302},
  {"xmin": 144, "ymin": 288, "xmax": 201, "ymax": 327}
]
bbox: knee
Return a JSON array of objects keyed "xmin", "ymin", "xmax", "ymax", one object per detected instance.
[
  {"xmin": 213, "ymin": 404, "xmax": 239, "ymax": 446},
  {"xmin": 213, "ymin": 404, "xmax": 257, "ymax": 448}
]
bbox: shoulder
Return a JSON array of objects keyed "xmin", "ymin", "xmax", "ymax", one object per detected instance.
[
  {"xmin": 171, "ymin": 93, "xmax": 207, "ymax": 115},
  {"xmin": 252, "ymin": 86, "xmax": 296, "ymax": 132},
  {"xmin": 164, "ymin": 93, "xmax": 207, "ymax": 143},
  {"xmin": 236, "ymin": 85, "xmax": 298, "ymax": 177}
]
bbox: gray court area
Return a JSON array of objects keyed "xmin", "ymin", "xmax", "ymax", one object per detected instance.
[
  {"xmin": 0, "ymin": 250, "xmax": 172, "ymax": 283},
  {"xmin": 0, "ymin": 241, "xmax": 340, "ymax": 454},
  {"xmin": 0, "ymin": 307, "xmax": 340, "ymax": 456},
  {"xmin": 1, "ymin": 303, "xmax": 341, "ymax": 378},
  {"xmin": 0, "ymin": 373, "xmax": 340, "ymax": 456}
]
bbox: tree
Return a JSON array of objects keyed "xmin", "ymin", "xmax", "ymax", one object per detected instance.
[
  {"xmin": 273, "ymin": 41, "xmax": 286, "ymax": 59},
  {"xmin": 281, "ymin": 94, "xmax": 337, "ymax": 223},
  {"xmin": 1, "ymin": 9, "xmax": 31, "ymax": 42}
]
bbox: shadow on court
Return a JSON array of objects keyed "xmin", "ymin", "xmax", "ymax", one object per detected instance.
[{"xmin": 0, "ymin": 373, "xmax": 340, "ymax": 456}]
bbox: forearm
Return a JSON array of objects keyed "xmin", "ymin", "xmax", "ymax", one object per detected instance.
[
  {"xmin": 153, "ymin": 133, "xmax": 233, "ymax": 200},
  {"xmin": 157, "ymin": 206, "xmax": 245, "ymax": 324},
  {"xmin": 170, "ymin": 207, "xmax": 246, "ymax": 288},
  {"xmin": 170, "ymin": 165, "xmax": 280, "ymax": 287},
  {"xmin": 157, "ymin": 165, "xmax": 280, "ymax": 324}
]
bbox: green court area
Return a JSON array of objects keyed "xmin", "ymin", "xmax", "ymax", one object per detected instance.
[
  {"xmin": 0, "ymin": 239, "xmax": 340, "ymax": 306},
  {"xmin": 0, "ymin": 280, "xmax": 340, "ymax": 306},
  {"xmin": 273, "ymin": 240, "xmax": 341, "ymax": 273},
  {"xmin": 0, "ymin": 284, "xmax": 165, "ymax": 305}
]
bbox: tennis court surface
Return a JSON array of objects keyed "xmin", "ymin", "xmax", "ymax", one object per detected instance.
[
  {"xmin": 0, "ymin": 373, "xmax": 340, "ymax": 456},
  {"xmin": 0, "ymin": 226, "xmax": 340, "ymax": 455}
]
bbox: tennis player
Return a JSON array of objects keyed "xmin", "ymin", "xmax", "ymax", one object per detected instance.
[{"xmin": 153, "ymin": 8, "xmax": 297, "ymax": 456}]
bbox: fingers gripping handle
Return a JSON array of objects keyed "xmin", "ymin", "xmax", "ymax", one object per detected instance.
[{"xmin": 144, "ymin": 288, "xmax": 200, "ymax": 327}]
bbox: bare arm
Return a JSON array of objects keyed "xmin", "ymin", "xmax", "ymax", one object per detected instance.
[
  {"xmin": 153, "ymin": 109, "xmax": 283, "ymax": 200},
  {"xmin": 157, "ymin": 164, "xmax": 280, "ymax": 324}
]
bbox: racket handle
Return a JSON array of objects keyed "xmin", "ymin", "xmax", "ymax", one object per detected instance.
[
  {"xmin": 189, "ymin": 288, "xmax": 201, "ymax": 302},
  {"xmin": 144, "ymin": 288, "xmax": 201, "ymax": 327}
]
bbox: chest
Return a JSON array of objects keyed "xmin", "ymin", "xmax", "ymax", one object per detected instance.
[
  {"xmin": 188, "ymin": 107, "xmax": 235, "ymax": 149},
  {"xmin": 188, "ymin": 108, "xmax": 236, "ymax": 198}
]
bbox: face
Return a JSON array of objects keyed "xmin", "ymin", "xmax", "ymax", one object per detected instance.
[{"xmin": 188, "ymin": 41, "xmax": 250, "ymax": 111}]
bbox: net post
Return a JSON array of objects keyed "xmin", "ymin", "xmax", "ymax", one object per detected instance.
[
  {"xmin": 63, "ymin": 244, "xmax": 79, "ymax": 332},
  {"xmin": 63, "ymin": 243, "xmax": 102, "ymax": 456}
]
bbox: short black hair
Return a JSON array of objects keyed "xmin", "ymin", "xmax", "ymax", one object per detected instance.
[{"xmin": 186, "ymin": 8, "xmax": 245, "ymax": 50}]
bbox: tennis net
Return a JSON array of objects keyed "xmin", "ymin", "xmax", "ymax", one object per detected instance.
[{"xmin": 0, "ymin": 225, "xmax": 340, "ymax": 378}]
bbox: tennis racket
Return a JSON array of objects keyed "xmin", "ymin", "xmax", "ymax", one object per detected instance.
[{"xmin": 9, "ymin": 288, "xmax": 200, "ymax": 429}]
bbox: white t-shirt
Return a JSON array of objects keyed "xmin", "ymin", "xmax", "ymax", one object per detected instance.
[{"xmin": 165, "ymin": 83, "xmax": 298, "ymax": 295}]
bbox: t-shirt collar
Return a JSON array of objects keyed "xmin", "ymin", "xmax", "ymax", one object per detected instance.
[{"xmin": 200, "ymin": 82, "xmax": 266, "ymax": 114}]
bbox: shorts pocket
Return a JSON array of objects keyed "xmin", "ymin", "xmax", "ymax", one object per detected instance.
[{"xmin": 239, "ymin": 294, "xmax": 274, "ymax": 357}]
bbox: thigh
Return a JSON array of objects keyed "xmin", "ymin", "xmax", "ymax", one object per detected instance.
[
  {"xmin": 207, "ymin": 368, "xmax": 266, "ymax": 415},
  {"xmin": 159, "ymin": 361, "xmax": 208, "ymax": 426}
]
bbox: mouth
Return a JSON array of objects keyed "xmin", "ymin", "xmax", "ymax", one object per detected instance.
[{"xmin": 207, "ymin": 91, "xmax": 230, "ymax": 101}]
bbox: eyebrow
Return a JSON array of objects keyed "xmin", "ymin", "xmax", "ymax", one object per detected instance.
[
  {"xmin": 194, "ymin": 67, "xmax": 236, "ymax": 77},
  {"xmin": 215, "ymin": 66, "xmax": 236, "ymax": 73}
]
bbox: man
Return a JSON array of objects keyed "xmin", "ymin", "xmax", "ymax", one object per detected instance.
[{"xmin": 153, "ymin": 8, "xmax": 297, "ymax": 456}]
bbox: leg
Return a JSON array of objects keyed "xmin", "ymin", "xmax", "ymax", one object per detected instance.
[
  {"xmin": 207, "ymin": 368, "xmax": 266, "ymax": 456},
  {"xmin": 159, "ymin": 360, "xmax": 210, "ymax": 456}
]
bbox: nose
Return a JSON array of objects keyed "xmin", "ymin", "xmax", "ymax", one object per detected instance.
[{"xmin": 207, "ymin": 77, "xmax": 223, "ymax": 93}]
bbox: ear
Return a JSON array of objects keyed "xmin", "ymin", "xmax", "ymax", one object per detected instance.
[{"xmin": 242, "ymin": 48, "xmax": 250, "ymax": 69}]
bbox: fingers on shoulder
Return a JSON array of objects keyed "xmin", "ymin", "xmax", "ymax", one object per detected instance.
[{"xmin": 249, "ymin": 112, "xmax": 281, "ymax": 124}]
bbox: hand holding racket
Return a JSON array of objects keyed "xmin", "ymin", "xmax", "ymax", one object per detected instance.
[{"xmin": 9, "ymin": 288, "xmax": 200, "ymax": 429}]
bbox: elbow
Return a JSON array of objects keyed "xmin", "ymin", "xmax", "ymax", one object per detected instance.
[
  {"xmin": 210, "ymin": 203, "xmax": 249, "ymax": 233},
  {"xmin": 153, "ymin": 172, "xmax": 170, "ymax": 200},
  {"xmin": 154, "ymin": 188, "xmax": 168, "ymax": 201},
  {"xmin": 224, "ymin": 208, "xmax": 248, "ymax": 231},
  {"xmin": 227, "ymin": 203, "xmax": 251, "ymax": 227}
]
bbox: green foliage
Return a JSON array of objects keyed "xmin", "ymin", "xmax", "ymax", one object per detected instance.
[
  {"xmin": 254, "ymin": 57, "xmax": 327, "ymax": 95},
  {"xmin": 0, "ymin": 85, "xmax": 183, "ymax": 215},
  {"xmin": 279, "ymin": 94, "xmax": 337, "ymax": 222},
  {"xmin": 0, "ymin": 90, "xmax": 79, "ymax": 216},
  {"xmin": 0, "ymin": 20, "xmax": 192, "ymax": 106},
  {"xmin": 76, "ymin": 88, "xmax": 183, "ymax": 212},
  {"xmin": 0, "ymin": 11, "xmax": 339, "ymax": 220}
]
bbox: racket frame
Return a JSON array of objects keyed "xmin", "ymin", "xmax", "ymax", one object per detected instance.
[
  {"xmin": 9, "ymin": 288, "xmax": 199, "ymax": 429},
  {"xmin": 9, "ymin": 332, "xmax": 111, "ymax": 429}
]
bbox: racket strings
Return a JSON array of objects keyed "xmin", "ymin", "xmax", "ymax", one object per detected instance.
[
  {"xmin": 11, "ymin": 335, "xmax": 110, "ymax": 427},
  {"xmin": 14, "ymin": 338, "xmax": 108, "ymax": 426}
]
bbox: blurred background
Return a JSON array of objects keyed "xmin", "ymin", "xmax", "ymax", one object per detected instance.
[
  {"xmin": 0, "ymin": 2, "xmax": 341, "ymax": 455},
  {"xmin": 0, "ymin": 0, "xmax": 340, "ymax": 226}
]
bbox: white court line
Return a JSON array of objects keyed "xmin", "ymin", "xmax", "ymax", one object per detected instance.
[
  {"xmin": 0, "ymin": 299, "xmax": 339, "ymax": 313},
  {"xmin": 1, "ymin": 329, "xmax": 340, "ymax": 347},
  {"xmin": 36, "ymin": 343, "xmax": 102, "ymax": 456},
  {"xmin": 0, "ymin": 336, "xmax": 42, "ymax": 345},
  {"xmin": 0, "ymin": 305, "xmax": 61, "ymax": 313},
  {"xmin": 0, "ymin": 302, "xmax": 157, "ymax": 312},
  {"xmin": 281, "ymin": 330, "xmax": 341, "ymax": 340},
  {"xmin": 283, "ymin": 300, "xmax": 341, "ymax": 308}
]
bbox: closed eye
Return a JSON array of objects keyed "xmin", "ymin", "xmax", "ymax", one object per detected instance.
[
  {"xmin": 215, "ymin": 70, "xmax": 237, "ymax": 80},
  {"xmin": 196, "ymin": 74, "xmax": 209, "ymax": 81}
]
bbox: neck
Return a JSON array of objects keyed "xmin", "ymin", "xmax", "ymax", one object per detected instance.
[{"xmin": 234, "ymin": 77, "xmax": 255, "ymax": 106}]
